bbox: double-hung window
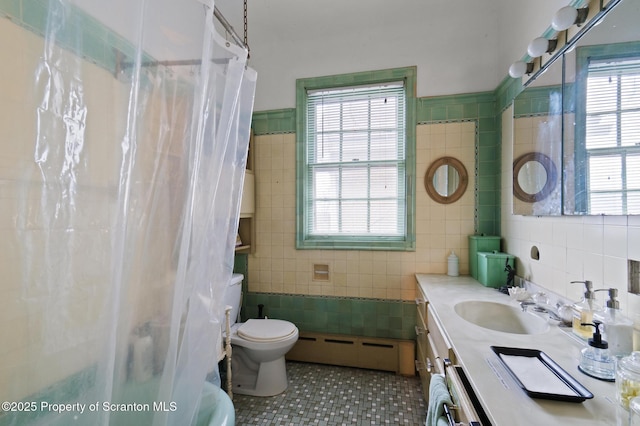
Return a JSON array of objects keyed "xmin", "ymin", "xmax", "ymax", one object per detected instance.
[
  {"xmin": 576, "ymin": 43, "xmax": 640, "ymax": 214},
  {"xmin": 296, "ymin": 68, "xmax": 416, "ymax": 250}
]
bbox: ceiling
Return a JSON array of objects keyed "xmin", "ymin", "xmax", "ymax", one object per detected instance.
[
  {"xmin": 214, "ymin": 0, "xmax": 565, "ymax": 65},
  {"xmin": 74, "ymin": 0, "xmax": 571, "ymax": 109},
  {"xmin": 214, "ymin": 0, "xmax": 568, "ymax": 109}
]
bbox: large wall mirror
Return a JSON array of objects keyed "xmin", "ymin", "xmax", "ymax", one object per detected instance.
[
  {"xmin": 513, "ymin": 51, "xmax": 563, "ymax": 215},
  {"xmin": 513, "ymin": 0, "xmax": 640, "ymax": 215}
]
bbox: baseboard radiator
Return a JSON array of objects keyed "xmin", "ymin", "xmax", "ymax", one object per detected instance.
[{"xmin": 286, "ymin": 331, "xmax": 415, "ymax": 376}]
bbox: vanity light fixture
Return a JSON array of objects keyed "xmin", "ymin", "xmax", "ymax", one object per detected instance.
[
  {"xmin": 527, "ymin": 37, "xmax": 558, "ymax": 58},
  {"xmin": 508, "ymin": 61, "xmax": 535, "ymax": 79},
  {"xmin": 552, "ymin": 5, "xmax": 589, "ymax": 31},
  {"xmin": 575, "ymin": 6, "xmax": 590, "ymax": 26},
  {"xmin": 508, "ymin": 3, "xmax": 590, "ymax": 79}
]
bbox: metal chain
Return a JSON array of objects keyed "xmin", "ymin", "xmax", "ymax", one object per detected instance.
[{"xmin": 244, "ymin": 0, "xmax": 250, "ymax": 58}]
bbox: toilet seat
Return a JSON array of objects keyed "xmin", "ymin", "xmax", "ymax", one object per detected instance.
[{"xmin": 237, "ymin": 319, "xmax": 297, "ymax": 342}]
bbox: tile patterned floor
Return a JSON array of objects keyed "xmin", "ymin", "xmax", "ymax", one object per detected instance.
[{"xmin": 232, "ymin": 362, "xmax": 426, "ymax": 425}]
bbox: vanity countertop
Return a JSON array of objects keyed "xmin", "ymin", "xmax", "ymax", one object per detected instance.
[{"xmin": 416, "ymin": 273, "xmax": 620, "ymax": 426}]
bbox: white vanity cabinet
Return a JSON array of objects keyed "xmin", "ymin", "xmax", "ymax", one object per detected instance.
[
  {"xmin": 416, "ymin": 274, "xmax": 619, "ymax": 426},
  {"xmin": 416, "ymin": 282, "xmax": 483, "ymax": 425}
]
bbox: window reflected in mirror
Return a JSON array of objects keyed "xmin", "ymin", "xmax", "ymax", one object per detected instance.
[
  {"xmin": 563, "ymin": 0, "xmax": 640, "ymax": 215},
  {"xmin": 573, "ymin": 45, "xmax": 640, "ymax": 214},
  {"xmin": 433, "ymin": 163, "xmax": 460, "ymax": 197}
]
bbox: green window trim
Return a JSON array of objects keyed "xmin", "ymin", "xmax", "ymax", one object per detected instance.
[{"xmin": 295, "ymin": 67, "xmax": 417, "ymax": 251}]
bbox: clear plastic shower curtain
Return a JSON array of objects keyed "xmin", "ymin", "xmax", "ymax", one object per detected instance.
[{"xmin": 1, "ymin": 0, "xmax": 255, "ymax": 424}]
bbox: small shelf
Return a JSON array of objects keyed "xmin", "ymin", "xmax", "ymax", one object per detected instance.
[
  {"xmin": 235, "ymin": 130, "xmax": 255, "ymax": 254},
  {"xmin": 236, "ymin": 214, "xmax": 254, "ymax": 254}
]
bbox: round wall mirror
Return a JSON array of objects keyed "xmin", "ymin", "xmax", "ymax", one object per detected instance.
[
  {"xmin": 425, "ymin": 157, "xmax": 468, "ymax": 204},
  {"xmin": 513, "ymin": 152, "xmax": 558, "ymax": 203}
]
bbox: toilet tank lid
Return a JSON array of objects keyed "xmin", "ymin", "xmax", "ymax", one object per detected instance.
[
  {"xmin": 230, "ymin": 274, "xmax": 243, "ymax": 285},
  {"xmin": 237, "ymin": 319, "xmax": 297, "ymax": 342}
]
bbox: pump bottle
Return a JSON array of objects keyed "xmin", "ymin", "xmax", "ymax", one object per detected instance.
[
  {"xmin": 570, "ymin": 280, "xmax": 600, "ymax": 339},
  {"xmin": 593, "ymin": 288, "xmax": 633, "ymax": 358},
  {"xmin": 578, "ymin": 321, "xmax": 615, "ymax": 381}
]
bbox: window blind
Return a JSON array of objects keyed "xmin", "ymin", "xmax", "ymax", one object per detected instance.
[
  {"xmin": 585, "ymin": 57, "xmax": 640, "ymax": 214},
  {"xmin": 305, "ymin": 82, "xmax": 406, "ymax": 237}
]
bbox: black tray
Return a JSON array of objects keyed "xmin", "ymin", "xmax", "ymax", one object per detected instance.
[{"xmin": 490, "ymin": 346, "xmax": 594, "ymax": 403}]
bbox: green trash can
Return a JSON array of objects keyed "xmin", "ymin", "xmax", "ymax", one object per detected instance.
[
  {"xmin": 468, "ymin": 235, "xmax": 501, "ymax": 280},
  {"xmin": 477, "ymin": 251, "xmax": 515, "ymax": 288}
]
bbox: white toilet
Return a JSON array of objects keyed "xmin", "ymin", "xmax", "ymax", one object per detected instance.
[{"xmin": 223, "ymin": 273, "xmax": 299, "ymax": 396}]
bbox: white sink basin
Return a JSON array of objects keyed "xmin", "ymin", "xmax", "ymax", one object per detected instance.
[{"xmin": 453, "ymin": 300, "xmax": 550, "ymax": 335}]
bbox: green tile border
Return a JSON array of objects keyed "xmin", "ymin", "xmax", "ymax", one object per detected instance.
[
  {"xmin": 241, "ymin": 292, "xmax": 416, "ymax": 340},
  {"xmin": 513, "ymin": 85, "xmax": 563, "ymax": 117},
  {"xmin": 252, "ymin": 109, "xmax": 296, "ymax": 135},
  {"xmin": 1, "ymin": 0, "xmax": 148, "ymax": 77},
  {"xmin": 416, "ymin": 91, "xmax": 495, "ymax": 123},
  {"xmin": 0, "ymin": 0, "xmax": 21, "ymax": 19},
  {"xmin": 494, "ymin": 75, "xmax": 523, "ymax": 115},
  {"xmin": 236, "ymin": 252, "xmax": 415, "ymax": 339},
  {"xmin": 0, "ymin": 365, "xmax": 97, "ymax": 426}
]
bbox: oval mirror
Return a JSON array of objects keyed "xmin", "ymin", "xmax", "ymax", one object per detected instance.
[
  {"xmin": 513, "ymin": 152, "xmax": 558, "ymax": 203},
  {"xmin": 425, "ymin": 157, "xmax": 468, "ymax": 204}
]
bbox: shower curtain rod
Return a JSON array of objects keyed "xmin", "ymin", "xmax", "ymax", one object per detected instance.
[
  {"xmin": 213, "ymin": 6, "xmax": 245, "ymax": 50},
  {"xmin": 114, "ymin": 6, "xmax": 247, "ymax": 77}
]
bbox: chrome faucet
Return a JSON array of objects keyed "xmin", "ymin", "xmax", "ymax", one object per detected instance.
[
  {"xmin": 519, "ymin": 300, "xmax": 536, "ymax": 312},
  {"xmin": 520, "ymin": 300, "xmax": 565, "ymax": 322}
]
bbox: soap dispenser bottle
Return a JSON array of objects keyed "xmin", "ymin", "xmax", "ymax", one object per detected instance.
[
  {"xmin": 570, "ymin": 280, "xmax": 600, "ymax": 339},
  {"xmin": 593, "ymin": 288, "xmax": 634, "ymax": 358},
  {"xmin": 578, "ymin": 321, "xmax": 615, "ymax": 381}
]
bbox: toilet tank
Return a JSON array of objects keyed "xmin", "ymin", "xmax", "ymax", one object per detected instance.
[{"xmin": 223, "ymin": 273, "xmax": 243, "ymax": 326}]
